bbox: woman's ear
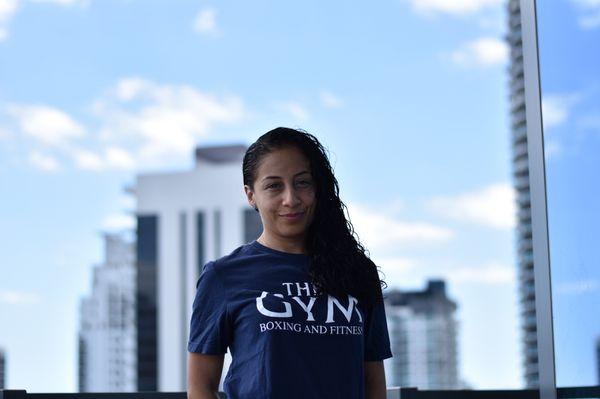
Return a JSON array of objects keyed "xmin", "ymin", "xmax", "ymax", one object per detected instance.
[{"xmin": 244, "ymin": 185, "xmax": 255, "ymax": 209}]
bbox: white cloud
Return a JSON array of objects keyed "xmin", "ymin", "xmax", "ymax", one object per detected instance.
[
  {"xmin": 277, "ymin": 101, "xmax": 309, "ymax": 120},
  {"xmin": 580, "ymin": 12, "xmax": 600, "ymax": 28},
  {"xmin": 376, "ymin": 256, "xmax": 420, "ymax": 286},
  {"xmin": 117, "ymin": 192, "xmax": 135, "ymax": 209},
  {"xmin": 555, "ymin": 279, "xmax": 598, "ymax": 295},
  {"xmin": 319, "ymin": 90, "xmax": 343, "ymax": 109},
  {"xmin": 476, "ymin": 11, "xmax": 505, "ymax": 33},
  {"xmin": 408, "ymin": 0, "xmax": 503, "ymax": 16},
  {"xmin": 101, "ymin": 213, "xmax": 135, "ymax": 231},
  {"xmin": 193, "ymin": 7, "xmax": 218, "ymax": 35},
  {"xmin": 71, "ymin": 147, "xmax": 103, "ymax": 170},
  {"xmin": 30, "ymin": 0, "xmax": 87, "ymax": 5},
  {"xmin": 570, "ymin": 0, "xmax": 600, "ymax": 29},
  {"xmin": 5, "ymin": 104, "xmax": 85, "ymax": 146},
  {"xmin": 541, "ymin": 93, "xmax": 579, "ymax": 130},
  {"xmin": 573, "ymin": 0, "xmax": 600, "ymax": 5},
  {"xmin": 346, "ymin": 202, "xmax": 454, "ymax": 253},
  {"xmin": 68, "ymin": 146, "xmax": 135, "ymax": 171},
  {"xmin": 377, "ymin": 256, "xmax": 416, "ymax": 272},
  {"xmin": 448, "ymin": 261, "xmax": 515, "ymax": 284},
  {"xmin": 29, "ymin": 150, "xmax": 60, "ymax": 171},
  {"xmin": 0, "ymin": 0, "xmax": 18, "ymax": 41},
  {"xmin": 0, "ymin": 0, "xmax": 86, "ymax": 42},
  {"xmin": 376, "ymin": 198, "xmax": 407, "ymax": 216},
  {"xmin": 544, "ymin": 140, "xmax": 561, "ymax": 161},
  {"xmin": 428, "ymin": 182, "xmax": 517, "ymax": 230},
  {"xmin": 540, "ymin": 93, "xmax": 580, "ymax": 160},
  {"xmin": 96, "ymin": 77, "xmax": 244, "ymax": 162},
  {"xmin": 449, "ymin": 37, "xmax": 508, "ymax": 68},
  {"xmin": 542, "ymin": 97, "xmax": 568, "ymax": 128},
  {"xmin": 382, "ymin": 259, "xmax": 516, "ymax": 288},
  {"xmin": 5, "ymin": 78, "xmax": 245, "ymax": 172},
  {"xmin": 0, "ymin": 290, "xmax": 40, "ymax": 305},
  {"xmin": 113, "ymin": 77, "xmax": 151, "ymax": 102},
  {"xmin": 105, "ymin": 146, "xmax": 135, "ymax": 169}
]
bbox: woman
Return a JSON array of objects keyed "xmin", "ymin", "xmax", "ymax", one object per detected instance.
[{"xmin": 188, "ymin": 127, "xmax": 391, "ymax": 399}]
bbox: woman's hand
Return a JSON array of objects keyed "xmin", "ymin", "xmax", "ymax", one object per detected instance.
[
  {"xmin": 188, "ymin": 352, "xmax": 225, "ymax": 399},
  {"xmin": 364, "ymin": 361, "xmax": 387, "ymax": 399}
]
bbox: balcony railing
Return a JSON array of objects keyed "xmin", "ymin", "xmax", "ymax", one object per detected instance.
[{"xmin": 1, "ymin": 386, "xmax": 600, "ymax": 399}]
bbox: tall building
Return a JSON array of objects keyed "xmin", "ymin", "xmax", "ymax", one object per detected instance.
[
  {"xmin": 0, "ymin": 347, "xmax": 6, "ymax": 389},
  {"xmin": 383, "ymin": 280, "xmax": 459, "ymax": 389},
  {"xmin": 78, "ymin": 233, "xmax": 137, "ymax": 392},
  {"xmin": 134, "ymin": 144, "xmax": 262, "ymax": 391},
  {"xmin": 507, "ymin": 0, "xmax": 539, "ymax": 387}
]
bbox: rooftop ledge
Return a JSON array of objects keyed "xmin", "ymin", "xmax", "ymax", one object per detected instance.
[{"xmin": 1, "ymin": 386, "xmax": 599, "ymax": 399}]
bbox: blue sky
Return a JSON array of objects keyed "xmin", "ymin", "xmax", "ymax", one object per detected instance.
[
  {"xmin": 537, "ymin": 0, "xmax": 600, "ymax": 387},
  {"xmin": 0, "ymin": 0, "xmax": 596, "ymax": 392}
]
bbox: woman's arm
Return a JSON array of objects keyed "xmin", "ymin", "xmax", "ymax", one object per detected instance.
[
  {"xmin": 188, "ymin": 352, "xmax": 225, "ymax": 399},
  {"xmin": 364, "ymin": 361, "xmax": 387, "ymax": 399}
]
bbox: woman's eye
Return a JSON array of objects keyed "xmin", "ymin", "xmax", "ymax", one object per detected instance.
[
  {"xmin": 266, "ymin": 183, "xmax": 281, "ymax": 189},
  {"xmin": 297, "ymin": 180, "xmax": 312, "ymax": 187}
]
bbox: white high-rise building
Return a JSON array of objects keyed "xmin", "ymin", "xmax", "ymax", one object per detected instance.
[
  {"xmin": 384, "ymin": 280, "xmax": 459, "ymax": 389},
  {"xmin": 134, "ymin": 144, "xmax": 262, "ymax": 391},
  {"xmin": 78, "ymin": 233, "xmax": 136, "ymax": 392}
]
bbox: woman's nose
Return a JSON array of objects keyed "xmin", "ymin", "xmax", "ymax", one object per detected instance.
[{"xmin": 282, "ymin": 186, "xmax": 300, "ymax": 206}]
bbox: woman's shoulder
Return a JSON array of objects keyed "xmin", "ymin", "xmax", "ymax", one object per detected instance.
[{"xmin": 203, "ymin": 241, "xmax": 258, "ymax": 273}]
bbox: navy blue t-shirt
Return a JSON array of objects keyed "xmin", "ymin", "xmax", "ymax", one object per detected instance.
[{"xmin": 188, "ymin": 240, "xmax": 392, "ymax": 399}]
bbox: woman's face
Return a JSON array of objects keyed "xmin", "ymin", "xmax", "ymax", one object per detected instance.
[{"xmin": 245, "ymin": 146, "xmax": 317, "ymax": 246}]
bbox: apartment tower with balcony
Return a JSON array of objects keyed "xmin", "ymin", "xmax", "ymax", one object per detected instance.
[{"xmin": 507, "ymin": 0, "xmax": 539, "ymax": 388}]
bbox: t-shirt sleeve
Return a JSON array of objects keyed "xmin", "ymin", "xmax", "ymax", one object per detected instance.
[
  {"xmin": 187, "ymin": 261, "xmax": 232, "ymax": 354},
  {"xmin": 364, "ymin": 300, "xmax": 393, "ymax": 361}
]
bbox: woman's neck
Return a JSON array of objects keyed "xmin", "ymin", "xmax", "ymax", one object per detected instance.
[{"xmin": 257, "ymin": 234, "xmax": 307, "ymax": 255}]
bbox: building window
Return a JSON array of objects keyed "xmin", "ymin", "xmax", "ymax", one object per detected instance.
[
  {"xmin": 136, "ymin": 214, "xmax": 158, "ymax": 391},
  {"xmin": 196, "ymin": 211, "xmax": 205, "ymax": 276}
]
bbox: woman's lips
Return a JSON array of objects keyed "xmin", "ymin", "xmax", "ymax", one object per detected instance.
[{"xmin": 281, "ymin": 212, "xmax": 304, "ymax": 220}]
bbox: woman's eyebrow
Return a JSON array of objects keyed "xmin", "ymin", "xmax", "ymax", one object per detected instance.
[{"xmin": 261, "ymin": 171, "xmax": 310, "ymax": 181}]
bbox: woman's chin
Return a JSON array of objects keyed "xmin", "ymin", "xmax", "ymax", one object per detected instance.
[{"xmin": 275, "ymin": 227, "xmax": 307, "ymax": 240}]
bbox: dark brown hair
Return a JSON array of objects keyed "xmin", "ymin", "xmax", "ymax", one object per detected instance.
[{"xmin": 243, "ymin": 127, "xmax": 386, "ymax": 307}]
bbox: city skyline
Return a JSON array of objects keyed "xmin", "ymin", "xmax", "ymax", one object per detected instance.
[
  {"xmin": 3, "ymin": 0, "xmax": 596, "ymax": 392},
  {"xmin": 0, "ymin": 0, "xmax": 519, "ymax": 391}
]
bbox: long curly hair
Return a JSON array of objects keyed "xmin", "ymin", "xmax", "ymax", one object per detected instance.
[{"xmin": 243, "ymin": 127, "xmax": 386, "ymax": 307}]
